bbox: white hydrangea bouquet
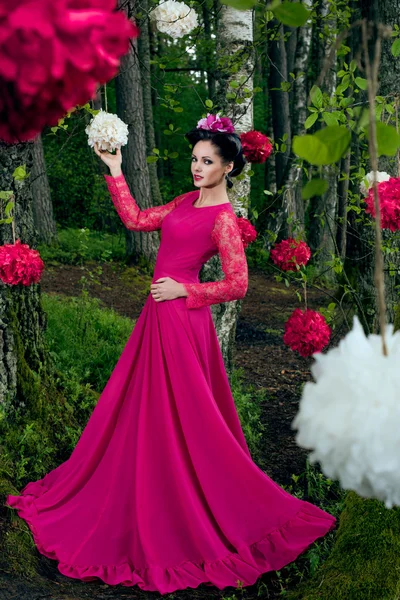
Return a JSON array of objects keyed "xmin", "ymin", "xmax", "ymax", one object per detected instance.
[
  {"xmin": 150, "ymin": 0, "xmax": 198, "ymax": 39},
  {"xmin": 85, "ymin": 110, "xmax": 129, "ymax": 152},
  {"xmin": 360, "ymin": 170, "xmax": 390, "ymax": 197},
  {"xmin": 292, "ymin": 316, "xmax": 400, "ymax": 509}
]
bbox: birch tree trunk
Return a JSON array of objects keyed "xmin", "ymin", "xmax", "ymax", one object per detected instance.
[
  {"xmin": 31, "ymin": 135, "xmax": 58, "ymax": 245},
  {"xmin": 116, "ymin": 0, "xmax": 159, "ymax": 264},
  {"xmin": 203, "ymin": 5, "xmax": 254, "ymax": 369},
  {"xmin": 284, "ymin": 0, "xmax": 313, "ymax": 240}
]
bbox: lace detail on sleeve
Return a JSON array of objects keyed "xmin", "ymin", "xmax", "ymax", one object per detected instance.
[
  {"xmin": 104, "ymin": 173, "xmax": 187, "ymax": 232},
  {"xmin": 183, "ymin": 209, "xmax": 248, "ymax": 309}
]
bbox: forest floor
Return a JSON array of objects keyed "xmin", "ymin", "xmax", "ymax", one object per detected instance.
[{"xmin": 0, "ymin": 263, "xmax": 337, "ymax": 600}]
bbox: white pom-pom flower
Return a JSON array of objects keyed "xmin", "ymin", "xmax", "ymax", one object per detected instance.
[
  {"xmin": 85, "ymin": 110, "xmax": 129, "ymax": 153},
  {"xmin": 360, "ymin": 170, "xmax": 391, "ymax": 197},
  {"xmin": 150, "ymin": 0, "xmax": 198, "ymax": 39},
  {"xmin": 292, "ymin": 316, "xmax": 400, "ymax": 509}
]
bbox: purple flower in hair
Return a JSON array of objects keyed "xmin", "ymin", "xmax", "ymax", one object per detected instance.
[{"xmin": 196, "ymin": 113, "xmax": 235, "ymax": 133}]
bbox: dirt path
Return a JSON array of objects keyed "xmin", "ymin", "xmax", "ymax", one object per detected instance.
[{"xmin": 0, "ymin": 263, "xmax": 331, "ymax": 600}]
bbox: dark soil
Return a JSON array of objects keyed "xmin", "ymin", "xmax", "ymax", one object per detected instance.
[{"xmin": 0, "ymin": 263, "xmax": 334, "ymax": 600}]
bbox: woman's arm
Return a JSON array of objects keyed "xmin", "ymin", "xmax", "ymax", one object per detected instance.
[
  {"xmin": 104, "ymin": 173, "xmax": 187, "ymax": 232},
  {"xmin": 182, "ymin": 209, "xmax": 248, "ymax": 309}
]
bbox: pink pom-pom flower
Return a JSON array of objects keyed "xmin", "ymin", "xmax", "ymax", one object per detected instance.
[
  {"xmin": 240, "ymin": 130, "xmax": 273, "ymax": 164},
  {"xmin": 0, "ymin": 239, "xmax": 45, "ymax": 286},
  {"xmin": 284, "ymin": 308, "xmax": 331, "ymax": 358},
  {"xmin": 365, "ymin": 177, "xmax": 400, "ymax": 231},
  {"xmin": 270, "ymin": 238, "xmax": 311, "ymax": 271},
  {"xmin": 196, "ymin": 113, "xmax": 235, "ymax": 134},
  {"xmin": 236, "ymin": 217, "xmax": 257, "ymax": 249},
  {"xmin": 0, "ymin": 0, "xmax": 139, "ymax": 143}
]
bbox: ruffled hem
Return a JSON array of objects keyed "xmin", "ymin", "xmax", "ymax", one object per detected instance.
[{"xmin": 5, "ymin": 480, "xmax": 336, "ymax": 595}]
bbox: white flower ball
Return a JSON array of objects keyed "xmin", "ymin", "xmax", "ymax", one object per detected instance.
[
  {"xmin": 85, "ymin": 110, "xmax": 129, "ymax": 153},
  {"xmin": 360, "ymin": 170, "xmax": 391, "ymax": 197},
  {"xmin": 292, "ymin": 316, "xmax": 400, "ymax": 509},
  {"xmin": 151, "ymin": 0, "xmax": 198, "ymax": 39}
]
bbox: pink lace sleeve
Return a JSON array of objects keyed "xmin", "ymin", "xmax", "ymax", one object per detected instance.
[
  {"xmin": 183, "ymin": 209, "xmax": 248, "ymax": 309},
  {"xmin": 104, "ymin": 173, "xmax": 187, "ymax": 231}
]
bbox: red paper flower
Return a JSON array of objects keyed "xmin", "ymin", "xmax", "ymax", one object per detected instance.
[
  {"xmin": 240, "ymin": 130, "xmax": 273, "ymax": 164},
  {"xmin": 0, "ymin": 239, "xmax": 45, "ymax": 285},
  {"xmin": 365, "ymin": 177, "xmax": 400, "ymax": 231},
  {"xmin": 270, "ymin": 238, "xmax": 311, "ymax": 271},
  {"xmin": 284, "ymin": 308, "xmax": 331, "ymax": 358},
  {"xmin": 236, "ymin": 217, "xmax": 257, "ymax": 249},
  {"xmin": 0, "ymin": 0, "xmax": 139, "ymax": 143}
]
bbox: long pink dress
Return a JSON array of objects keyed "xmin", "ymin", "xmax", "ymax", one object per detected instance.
[{"xmin": 5, "ymin": 173, "xmax": 336, "ymax": 594}]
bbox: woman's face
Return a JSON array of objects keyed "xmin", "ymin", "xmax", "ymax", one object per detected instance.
[{"xmin": 191, "ymin": 140, "xmax": 233, "ymax": 188}]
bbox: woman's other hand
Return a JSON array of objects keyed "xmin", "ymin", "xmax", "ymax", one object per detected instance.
[
  {"xmin": 94, "ymin": 143, "xmax": 122, "ymax": 177},
  {"xmin": 150, "ymin": 277, "xmax": 187, "ymax": 302}
]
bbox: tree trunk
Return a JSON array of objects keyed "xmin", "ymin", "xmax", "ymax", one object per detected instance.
[
  {"xmin": 284, "ymin": 0, "xmax": 313, "ymax": 239},
  {"xmin": 138, "ymin": 2, "xmax": 163, "ymax": 207},
  {"xmin": 0, "ymin": 142, "xmax": 50, "ymax": 407},
  {"xmin": 204, "ymin": 5, "xmax": 254, "ymax": 370},
  {"xmin": 115, "ymin": 0, "xmax": 159, "ymax": 264},
  {"xmin": 307, "ymin": 0, "xmax": 338, "ymax": 283},
  {"xmin": 31, "ymin": 135, "xmax": 58, "ymax": 245}
]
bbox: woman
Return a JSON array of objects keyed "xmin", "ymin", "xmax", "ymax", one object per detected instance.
[{"xmin": 5, "ymin": 116, "xmax": 336, "ymax": 594}]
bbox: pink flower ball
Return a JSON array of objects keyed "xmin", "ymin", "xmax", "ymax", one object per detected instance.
[
  {"xmin": 270, "ymin": 238, "xmax": 311, "ymax": 271},
  {"xmin": 0, "ymin": 0, "xmax": 139, "ymax": 143},
  {"xmin": 284, "ymin": 308, "xmax": 331, "ymax": 358},
  {"xmin": 365, "ymin": 177, "xmax": 400, "ymax": 231},
  {"xmin": 0, "ymin": 239, "xmax": 45, "ymax": 285},
  {"xmin": 240, "ymin": 130, "xmax": 273, "ymax": 164}
]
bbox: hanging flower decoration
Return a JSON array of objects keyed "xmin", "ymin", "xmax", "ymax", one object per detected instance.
[
  {"xmin": 236, "ymin": 217, "xmax": 257, "ymax": 249},
  {"xmin": 240, "ymin": 130, "xmax": 273, "ymax": 164},
  {"xmin": 0, "ymin": 0, "xmax": 139, "ymax": 144},
  {"xmin": 270, "ymin": 238, "xmax": 311, "ymax": 272},
  {"xmin": 292, "ymin": 316, "xmax": 400, "ymax": 508},
  {"xmin": 365, "ymin": 177, "xmax": 400, "ymax": 232},
  {"xmin": 0, "ymin": 239, "xmax": 45, "ymax": 286},
  {"xmin": 284, "ymin": 308, "xmax": 331, "ymax": 358},
  {"xmin": 359, "ymin": 170, "xmax": 390, "ymax": 197},
  {"xmin": 86, "ymin": 110, "xmax": 129, "ymax": 152},
  {"xmin": 196, "ymin": 113, "xmax": 235, "ymax": 134},
  {"xmin": 150, "ymin": 0, "xmax": 198, "ymax": 39}
]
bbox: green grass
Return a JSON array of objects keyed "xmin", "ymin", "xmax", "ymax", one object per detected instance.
[
  {"xmin": 287, "ymin": 492, "xmax": 400, "ymax": 600},
  {"xmin": 37, "ymin": 227, "xmax": 126, "ymax": 265},
  {"xmin": 42, "ymin": 292, "xmax": 134, "ymax": 393}
]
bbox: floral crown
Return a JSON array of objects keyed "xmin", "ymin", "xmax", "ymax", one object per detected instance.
[{"xmin": 196, "ymin": 113, "xmax": 235, "ymax": 133}]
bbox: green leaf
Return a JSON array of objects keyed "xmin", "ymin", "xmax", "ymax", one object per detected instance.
[
  {"xmin": 252, "ymin": 208, "xmax": 259, "ymax": 220},
  {"xmin": 355, "ymin": 77, "xmax": 367, "ymax": 90},
  {"xmin": 322, "ymin": 112, "xmax": 339, "ymax": 126},
  {"xmin": 301, "ymin": 178, "xmax": 329, "ymax": 199},
  {"xmin": 205, "ymin": 99, "xmax": 213, "ymax": 108},
  {"xmin": 164, "ymin": 130, "xmax": 172, "ymax": 135},
  {"xmin": 152, "ymin": 147, "xmax": 160, "ymax": 154},
  {"xmin": 13, "ymin": 165, "xmax": 28, "ymax": 181},
  {"xmin": 374, "ymin": 122, "xmax": 400, "ymax": 156},
  {"xmin": 264, "ymin": 189, "xmax": 273, "ymax": 195},
  {"xmin": 221, "ymin": 0, "xmax": 257, "ymax": 10},
  {"xmin": 169, "ymin": 123, "xmax": 174, "ymax": 130},
  {"xmin": 292, "ymin": 126, "xmax": 351, "ymax": 165},
  {"xmin": 310, "ymin": 85, "xmax": 323, "ymax": 109},
  {"xmin": 0, "ymin": 191, "xmax": 13, "ymax": 200},
  {"xmin": 229, "ymin": 81, "xmax": 239, "ymax": 88},
  {"xmin": 146, "ymin": 156, "xmax": 159, "ymax": 163},
  {"xmin": 173, "ymin": 107, "xmax": 184, "ymax": 112},
  {"xmin": 273, "ymin": 1, "xmax": 310, "ymax": 26},
  {"xmin": 5, "ymin": 201, "xmax": 14, "ymax": 216},
  {"xmin": 169, "ymin": 152, "xmax": 179, "ymax": 158},
  {"xmin": 391, "ymin": 38, "xmax": 400, "ymax": 57},
  {"xmin": 304, "ymin": 113, "xmax": 318, "ymax": 129}
]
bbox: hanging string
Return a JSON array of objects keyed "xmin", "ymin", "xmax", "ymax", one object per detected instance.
[
  {"xmin": 104, "ymin": 83, "xmax": 108, "ymax": 113},
  {"xmin": 362, "ymin": 20, "xmax": 388, "ymax": 356}
]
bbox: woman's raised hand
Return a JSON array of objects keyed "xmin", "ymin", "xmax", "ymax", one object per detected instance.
[{"xmin": 94, "ymin": 143, "xmax": 122, "ymax": 177}]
